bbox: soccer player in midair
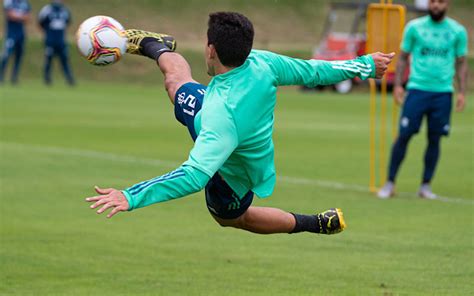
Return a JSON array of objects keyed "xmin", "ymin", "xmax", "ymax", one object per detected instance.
[
  {"xmin": 86, "ymin": 12, "xmax": 393, "ymax": 235},
  {"xmin": 377, "ymin": 0, "xmax": 468, "ymax": 199},
  {"xmin": 38, "ymin": 0, "xmax": 75, "ymax": 86},
  {"xmin": 0, "ymin": 0, "xmax": 31, "ymax": 84}
]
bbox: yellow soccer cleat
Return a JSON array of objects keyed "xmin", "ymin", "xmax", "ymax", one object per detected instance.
[
  {"xmin": 317, "ymin": 208, "xmax": 346, "ymax": 234},
  {"xmin": 125, "ymin": 29, "xmax": 176, "ymax": 55}
]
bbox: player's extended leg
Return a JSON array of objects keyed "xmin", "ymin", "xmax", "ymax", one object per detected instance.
[
  {"xmin": 157, "ymin": 53, "xmax": 197, "ymax": 104},
  {"xmin": 125, "ymin": 29, "xmax": 192, "ymax": 104}
]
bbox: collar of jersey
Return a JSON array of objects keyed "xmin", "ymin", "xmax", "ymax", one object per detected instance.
[{"xmin": 213, "ymin": 58, "xmax": 250, "ymax": 80}]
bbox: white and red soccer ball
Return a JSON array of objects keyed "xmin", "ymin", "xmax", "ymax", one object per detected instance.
[{"xmin": 76, "ymin": 16, "xmax": 127, "ymax": 66}]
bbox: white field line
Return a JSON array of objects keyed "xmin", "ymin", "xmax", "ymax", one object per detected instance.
[{"xmin": 1, "ymin": 142, "xmax": 472, "ymax": 205}]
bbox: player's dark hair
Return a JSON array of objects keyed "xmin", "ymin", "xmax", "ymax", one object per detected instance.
[{"xmin": 207, "ymin": 12, "xmax": 254, "ymax": 67}]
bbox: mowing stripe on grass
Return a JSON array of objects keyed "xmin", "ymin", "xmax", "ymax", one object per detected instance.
[{"xmin": 1, "ymin": 141, "xmax": 472, "ymax": 205}]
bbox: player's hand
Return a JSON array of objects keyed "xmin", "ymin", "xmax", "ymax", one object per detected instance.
[
  {"xmin": 393, "ymin": 85, "xmax": 405, "ymax": 105},
  {"xmin": 456, "ymin": 93, "xmax": 466, "ymax": 112},
  {"xmin": 371, "ymin": 52, "xmax": 395, "ymax": 79},
  {"xmin": 85, "ymin": 186, "xmax": 130, "ymax": 218}
]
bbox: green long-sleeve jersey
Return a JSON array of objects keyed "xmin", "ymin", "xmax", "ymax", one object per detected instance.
[{"xmin": 123, "ymin": 50, "xmax": 375, "ymax": 210}]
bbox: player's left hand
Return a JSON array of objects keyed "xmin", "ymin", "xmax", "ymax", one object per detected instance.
[
  {"xmin": 85, "ymin": 186, "xmax": 130, "ymax": 218},
  {"xmin": 456, "ymin": 93, "xmax": 466, "ymax": 112}
]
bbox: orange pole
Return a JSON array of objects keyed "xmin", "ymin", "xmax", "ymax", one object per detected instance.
[{"xmin": 369, "ymin": 78, "xmax": 377, "ymax": 192}]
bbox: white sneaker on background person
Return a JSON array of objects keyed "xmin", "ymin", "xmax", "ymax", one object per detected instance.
[
  {"xmin": 377, "ymin": 182, "xmax": 395, "ymax": 199},
  {"xmin": 418, "ymin": 184, "xmax": 437, "ymax": 199}
]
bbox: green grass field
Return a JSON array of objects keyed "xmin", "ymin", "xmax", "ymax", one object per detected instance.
[{"xmin": 1, "ymin": 82, "xmax": 472, "ymax": 295}]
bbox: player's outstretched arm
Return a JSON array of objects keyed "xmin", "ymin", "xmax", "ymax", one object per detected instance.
[
  {"xmin": 86, "ymin": 186, "xmax": 130, "ymax": 218},
  {"xmin": 258, "ymin": 50, "xmax": 393, "ymax": 87},
  {"xmin": 85, "ymin": 102, "xmax": 238, "ymax": 218},
  {"xmin": 85, "ymin": 165, "xmax": 210, "ymax": 218}
]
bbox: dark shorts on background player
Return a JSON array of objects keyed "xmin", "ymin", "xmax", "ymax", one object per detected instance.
[
  {"xmin": 399, "ymin": 89, "xmax": 452, "ymax": 137},
  {"xmin": 174, "ymin": 82, "xmax": 254, "ymax": 219}
]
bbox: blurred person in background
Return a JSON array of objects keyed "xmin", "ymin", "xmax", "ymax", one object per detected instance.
[
  {"xmin": 377, "ymin": 0, "xmax": 468, "ymax": 199},
  {"xmin": 0, "ymin": 0, "xmax": 31, "ymax": 85},
  {"xmin": 38, "ymin": 0, "xmax": 74, "ymax": 86}
]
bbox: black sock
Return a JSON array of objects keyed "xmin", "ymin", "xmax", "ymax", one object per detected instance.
[
  {"xmin": 290, "ymin": 213, "xmax": 321, "ymax": 233},
  {"xmin": 141, "ymin": 39, "xmax": 171, "ymax": 61}
]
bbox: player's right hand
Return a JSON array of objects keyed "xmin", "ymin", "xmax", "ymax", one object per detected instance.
[
  {"xmin": 125, "ymin": 29, "xmax": 176, "ymax": 55},
  {"xmin": 371, "ymin": 52, "xmax": 395, "ymax": 79},
  {"xmin": 86, "ymin": 186, "xmax": 130, "ymax": 218},
  {"xmin": 393, "ymin": 85, "xmax": 405, "ymax": 105}
]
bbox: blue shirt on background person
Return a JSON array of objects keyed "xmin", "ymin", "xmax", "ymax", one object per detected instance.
[
  {"xmin": 38, "ymin": 0, "xmax": 74, "ymax": 85},
  {"xmin": 38, "ymin": 0, "xmax": 71, "ymax": 46},
  {"xmin": 1, "ymin": 0, "xmax": 31, "ymax": 84}
]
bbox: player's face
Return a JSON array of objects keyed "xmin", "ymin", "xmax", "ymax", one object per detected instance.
[{"xmin": 429, "ymin": 0, "xmax": 448, "ymax": 22}]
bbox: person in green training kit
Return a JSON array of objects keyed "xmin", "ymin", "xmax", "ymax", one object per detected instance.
[
  {"xmin": 86, "ymin": 12, "xmax": 393, "ymax": 235},
  {"xmin": 378, "ymin": 0, "xmax": 468, "ymax": 199}
]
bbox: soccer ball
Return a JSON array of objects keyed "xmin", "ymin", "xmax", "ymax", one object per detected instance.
[{"xmin": 76, "ymin": 16, "xmax": 127, "ymax": 66}]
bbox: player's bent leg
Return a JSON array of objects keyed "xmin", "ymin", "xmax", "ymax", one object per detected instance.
[
  {"xmin": 212, "ymin": 206, "xmax": 346, "ymax": 235},
  {"xmin": 212, "ymin": 207, "xmax": 296, "ymax": 234},
  {"xmin": 205, "ymin": 174, "xmax": 345, "ymax": 235}
]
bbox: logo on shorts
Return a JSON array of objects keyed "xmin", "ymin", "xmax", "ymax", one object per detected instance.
[
  {"xmin": 177, "ymin": 92, "xmax": 186, "ymax": 105},
  {"xmin": 227, "ymin": 193, "xmax": 241, "ymax": 210},
  {"xmin": 443, "ymin": 124, "xmax": 450, "ymax": 132},
  {"xmin": 401, "ymin": 117, "xmax": 409, "ymax": 128},
  {"xmin": 227, "ymin": 202, "xmax": 240, "ymax": 210}
]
